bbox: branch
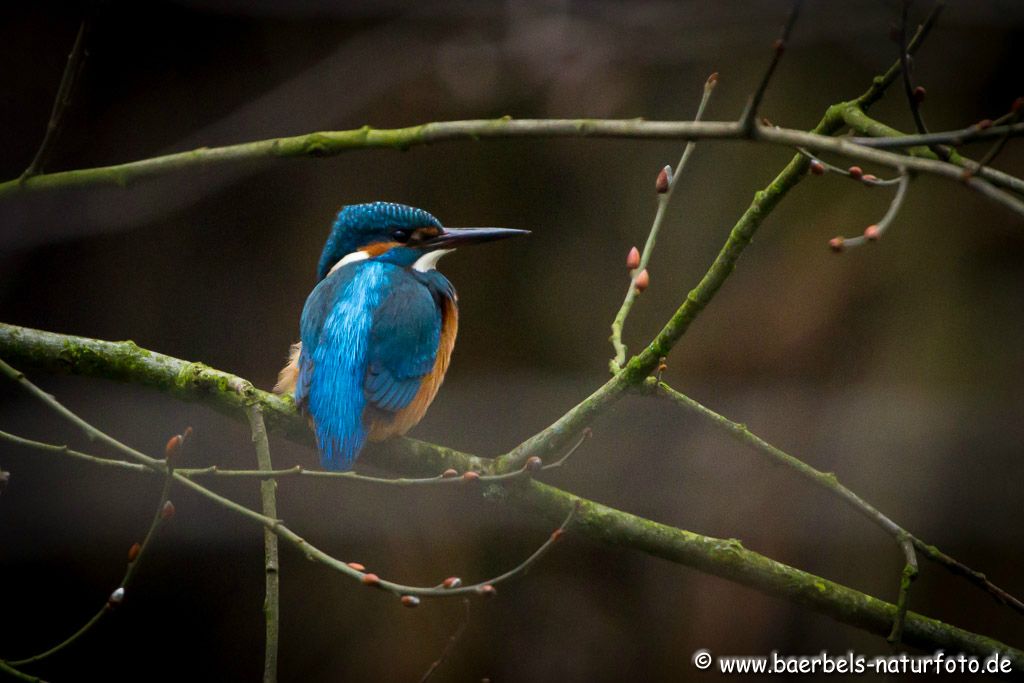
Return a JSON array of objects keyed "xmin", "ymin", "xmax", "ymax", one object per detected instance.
[
  {"xmin": 3, "ymin": 449, "xmax": 174, "ymax": 668},
  {"xmin": 2, "ymin": 120, "xmax": 1022, "ymax": 212},
  {"xmin": 2, "ymin": 327, "xmax": 1023, "ymax": 668},
  {"xmin": 246, "ymin": 406, "xmax": 279, "ymax": 683},
  {"xmin": 845, "ymin": 109, "xmax": 1024, "ymax": 197},
  {"xmin": 738, "ymin": 0, "xmax": 803, "ymax": 135},
  {"xmin": 648, "ymin": 381, "xmax": 1024, "ymax": 618},
  {"xmin": 20, "ymin": 18, "xmax": 90, "ymax": 181},
  {"xmin": 610, "ymin": 73, "xmax": 717, "ymax": 369}
]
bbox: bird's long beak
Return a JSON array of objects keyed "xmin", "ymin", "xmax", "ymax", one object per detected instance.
[{"xmin": 423, "ymin": 227, "xmax": 530, "ymax": 250}]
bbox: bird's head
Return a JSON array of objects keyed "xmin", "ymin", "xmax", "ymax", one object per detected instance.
[{"xmin": 317, "ymin": 202, "xmax": 528, "ymax": 279}]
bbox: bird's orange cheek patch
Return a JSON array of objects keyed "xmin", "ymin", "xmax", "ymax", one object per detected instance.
[{"xmin": 360, "ymin": 241, "xmax": 402, "ymax": 257}]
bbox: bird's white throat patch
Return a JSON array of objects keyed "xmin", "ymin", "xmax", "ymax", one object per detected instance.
[
  {"xmin": 413, "ymin": 248, "xmax": 455, "ymax": 272},
  {"xmin": 327, "ymin": 250, "xmax": 369, "ymax": 276},
  {"xmin": 327, "ymin": 247, "xmax": 454, "ymax": 276}
]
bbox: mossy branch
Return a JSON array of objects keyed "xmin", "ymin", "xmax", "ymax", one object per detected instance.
[{"xmin": 1, "ymin": 323, "xmax": 1022, "ymax": 671}]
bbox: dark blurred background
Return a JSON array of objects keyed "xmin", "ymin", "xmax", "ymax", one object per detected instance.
[{"xmin": 1, "ymin": 1, "xmax": 1023, "ymax": 680}]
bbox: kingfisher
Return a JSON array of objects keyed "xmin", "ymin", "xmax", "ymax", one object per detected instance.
[{"xmin": 274, "ymin": 202, "xmax": 528, "ymax": 471}]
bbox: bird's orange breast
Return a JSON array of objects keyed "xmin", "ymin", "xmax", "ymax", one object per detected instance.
[{"xmin": 367, "ymin": 296, "xmax": 458, "ymax": 441}]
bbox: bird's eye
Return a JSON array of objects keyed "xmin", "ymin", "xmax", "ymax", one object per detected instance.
[{"xmin": 391, "ymin": 229, "xmax": 410, "ymax": 242}]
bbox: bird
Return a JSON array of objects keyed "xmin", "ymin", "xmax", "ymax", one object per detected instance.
[{"xmin": 274, "ymin": 202, "xmax": 528, "ymax": 471}]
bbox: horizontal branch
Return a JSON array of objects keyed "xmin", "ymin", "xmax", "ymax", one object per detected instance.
[
  {"xmin": 3, "ymin": 115, "xmax": 1023, "ymax": 215},
  {"xmin": 2, "ymin": 323, "xmax": 1022, "ymax": 668}
]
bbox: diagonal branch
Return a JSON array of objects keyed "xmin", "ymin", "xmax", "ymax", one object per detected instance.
[
  {"xmin": 2, "ymin": 326, "xmax": 1023, "ymax": 668},
  {"xmin": 648, "ymin": 381, "xmax": 1024, "ymax": 617}
]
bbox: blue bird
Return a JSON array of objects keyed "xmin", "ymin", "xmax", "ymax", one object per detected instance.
[{"xmin": 275, "ymin": 202, "xmax": 528, "ymax": 470}]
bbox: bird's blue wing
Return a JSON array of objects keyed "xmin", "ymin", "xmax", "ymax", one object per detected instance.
[
  {"xmin": 299, "ymin": 262, "xmax": 391, "ymax": 470},
  {"xmin": 364, "ymin": 275, "xmax": 442, "ymax": 413}
]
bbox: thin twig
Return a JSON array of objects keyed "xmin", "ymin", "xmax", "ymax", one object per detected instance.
[
  {"xmin": 648, "ymin": 380, "xmax": 1024, "ymax": 616},
  {"xmin": 888, "ymin": 536, "xmax": 919, "ymax": 644},
  {"xmin": 0, "ymin": 660, "xmax": 46, "ymax": 683},
  {"xmin": 5, "ymin": 457, "xmax": 174, "ymax": 667},
  {"xmin": 419, "ymin": 600, "xmax": 471, "ymax": 683},
  {"xmin": 610, "ymin": 73, "xmax": 717, "ymax": 370},
  {"xmin": 831, "ymin": 170, "xmax": 911, "ymax": 250},
  {"xmin": 739, "ymin": 0, "xmax": 803, "ymax": 135},
  {"xmin": 246, "ymin": 405, "xmax": 279, "ymax": 683},
  {"xmin": 20, "ymin": 18, "xmax": 90, "ymax": 181},
  {"xmin": 896, "ymin": 1, "xmax": 949, "ymax": 161}
]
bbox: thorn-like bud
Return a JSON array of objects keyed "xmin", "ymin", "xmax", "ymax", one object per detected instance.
[
  {"xmin": 347, "ymin": 562, "xmax": 366, "ymax": 572},
  {"xmin": 705, "ymin": 72, "xmax": 719, "ymax": 88},
  {"xmin": 478, "ymin": 584, "xmax": 497, "ymax": 598},
  {"xmin": 108, "ymin": 587, "xmax": 125, "ymax": 606},
  {"xmin": 864, "ymin": 225, "xmax": 881, "ymax": 242},
  {"xmin": 128, "ymin": 542, "xmax": 141, "ymax": 562},
  {"xmin": 526, "ymin": 456, "xmax": 543, "ymax": 472},
  {"xmin": 462, "ymin": 471, "xmax": 481, "ymax": 482},
  {"xmin": 828, "ymin": 237, "xmax": 845, "ymax": 253},
  {"xmin": 442, "ymin": 468, "xmax": 458, "ymax": 479},
  {"xmin": 862, "ymin": 174, "xmax": 878, "ymax": 185},
  {"xmin": 401, "ymin": 595, "xmax": 420, "ymax": 608},
  {"xmin": 165, "ymin": 434, "xmax": 182, "ymax": 459},
  {"xmin": 183, "ymin": 426, "xmax": 194, "ymax": 442},
  {"xmin": 847, "ymin": 166, "xmax": 863, "ymax": 180},
  {"xmin": 634, "ymin": 269, "xmax": 650, "ymax": 294},
  {"xmin": 551, "ymin": 528, "xmax": 566, "ymax": 542},
  {"xmin": 912, "ymin": 86, "xmax": 926, "ymax": 103},
  {"xmin": 809, "ymin": 160, "xmax": 825, "ymax": 176},
  {"xmin": 626, "ymin": 246, "xmax": 640, "ymax": 271},
  {"xmin": 655, "ymin": 165, "xmax": 672, "ymax": 194},
  {"xmin": 361, "ymin": 573, "xmax": 381, "ymax": 587},
  {"xmin": 443, "ymin": 576, "xmax": 462, "ymax": 589},
  {"xmin": 977, "ymin": 119, "xmax": 993, "ymax": 130},
  {"xmin": 160, "ymin": 500, "xmax": 176, "ymax": 520},
  {"xmin": 772, "ymin": 38, "xmax": 785, "ymax": 54}
]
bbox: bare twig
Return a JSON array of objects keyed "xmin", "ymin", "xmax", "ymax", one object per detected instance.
[
  {"xmin": 5, "ymin": 453, "xmax": 174, "ymax": 668},
  {"xmin": 739, "ymin": 0, "xmax": 803, "ymax": 135},
  {"xmin": 648, "ymin": 380, "xmax": 1024, "ymax": 617},
  {"xmin": 419, "ymin": 599, "xmax": 472, "ymax": 683},
  {"xmin": 829, "ymin": 170, "xmax": 911, "ymax": 250},
  {"xmin": 610, "ymin": 73, "xmax": 717, "ymax": 370},
  {"xmin": 246, "ymin": 405, "xmax": 279, "ymax": 683},
  {"xmin": 20, "ymin": 19, "xmax": 90, "ymax": 181}
]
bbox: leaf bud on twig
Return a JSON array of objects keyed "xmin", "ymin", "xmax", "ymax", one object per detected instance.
[
  {"xmin": 655, "ymin": 165, "xmax": 672, "ymax": 194},
  {"xmin": 347, "ymin": 562, "xmax": 366, "ymax": 572},
  {"xmin": 809, "ymin": 160, "xmax": 825, "ymax": 176},
  {"xmin": 127, "ymin": 542, "xmax": 141, "ymax": 562},
  {"xmin": 626, "ymin": 246, "xmax": 640, "ymax": 271},
  {"xmin": 828, "ymin": 237, "xmax": 845, "ymax": 253},
  {"xmin": 400, "ymin": 595, "xmax": 420, "ymax": 608},
  {"xmin": 160, "ymin": 500, "xmax": 176, "ymax": 520},
  {"xmin": 443, "ymin": 577, "xmax": 463, "ymax": 589},
  {"xmin": 848, "ymin": 166, "xmax": 863, "ymax": 180},
  {"xmin": 634, "ymin": 269, "xmax": 650, "ymax": 294},
  {"xmin": 864, "ymin": 225, "xmax": 881, "ymax": 242}
]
